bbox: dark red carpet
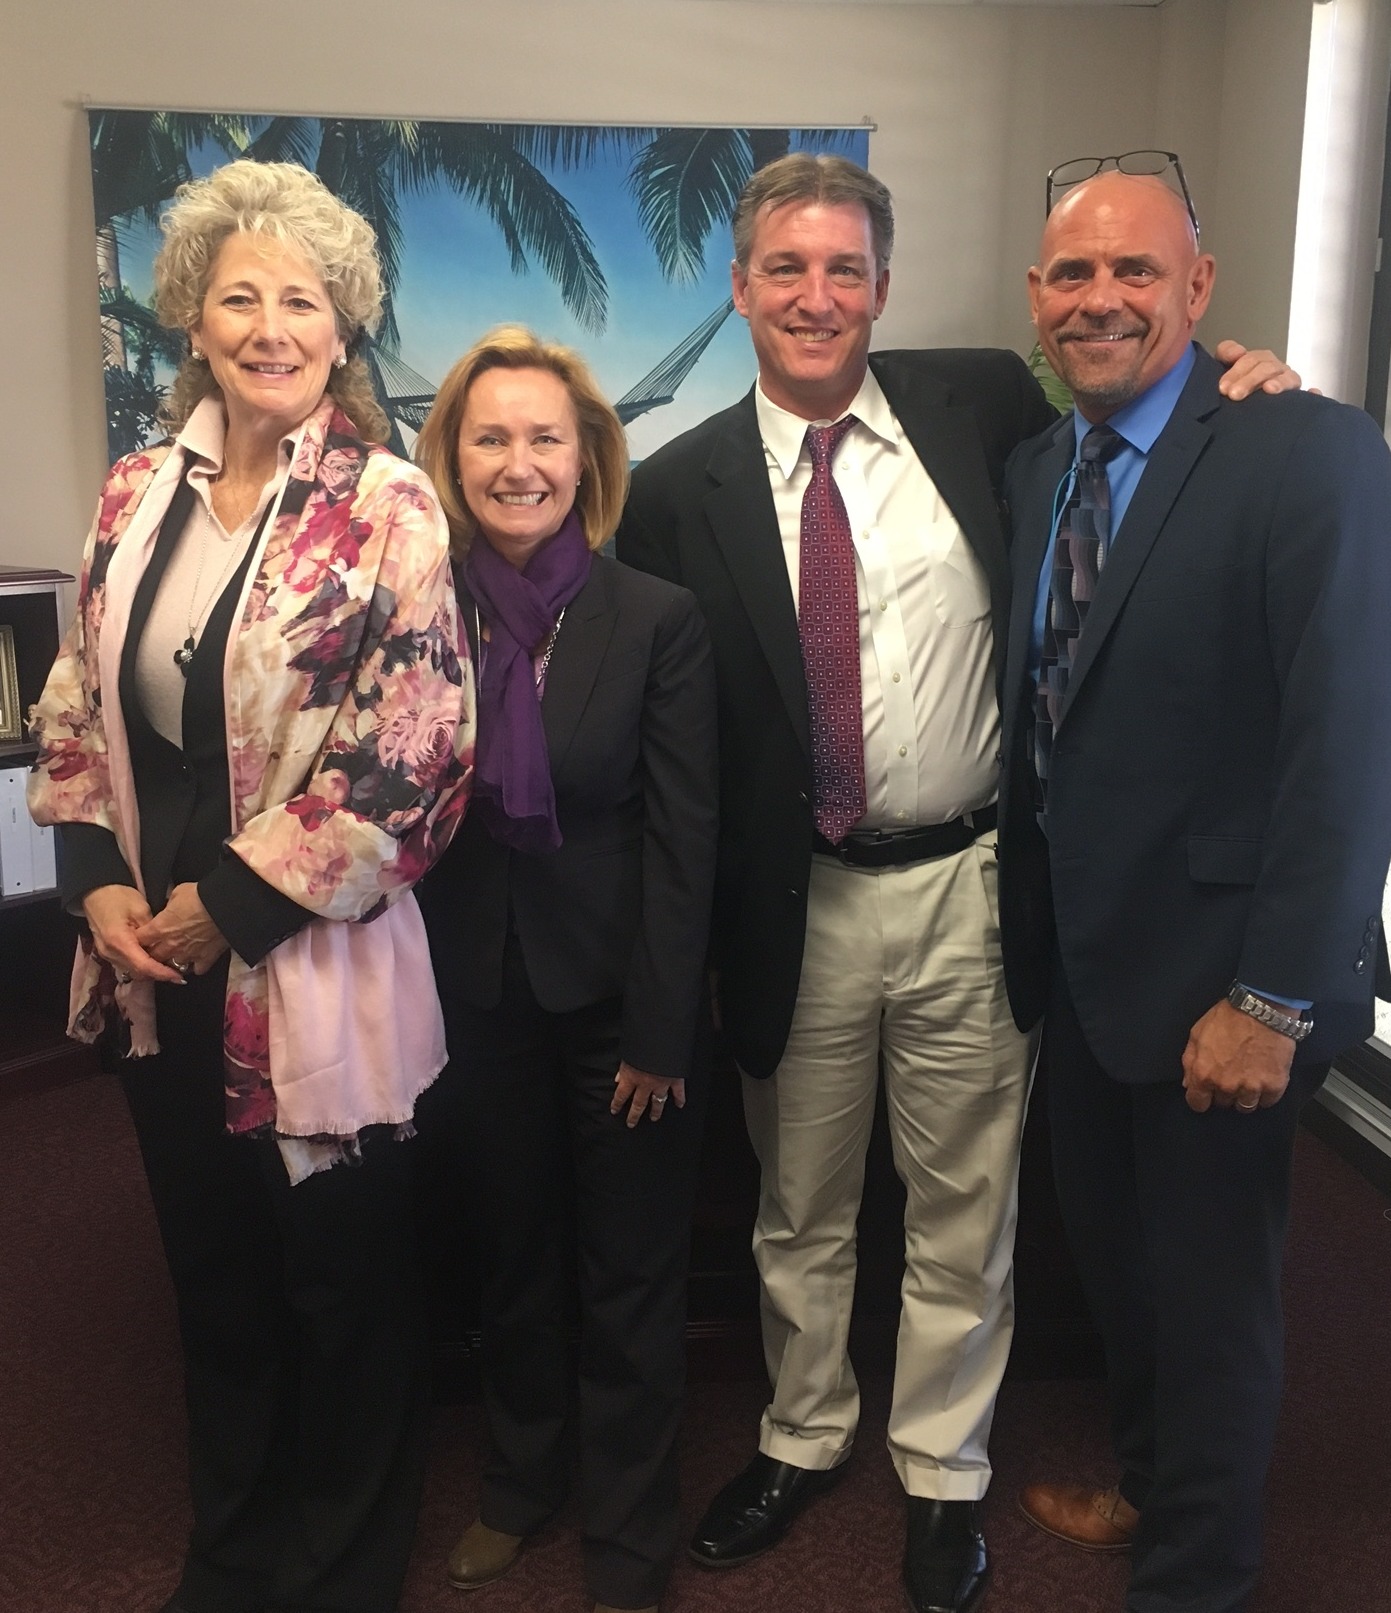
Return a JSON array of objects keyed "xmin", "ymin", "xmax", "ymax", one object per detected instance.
[{"xmin": 2, "ymin": 1074, "xmax": 1388, "ymax": 1612}]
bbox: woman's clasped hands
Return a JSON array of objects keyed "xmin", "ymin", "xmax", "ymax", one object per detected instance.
[{"xmin": 83, "ymin": 881, "xmax": 230, "ymax": 985}]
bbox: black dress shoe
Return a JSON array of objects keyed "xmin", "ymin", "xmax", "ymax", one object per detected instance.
[
  {"xmin": 903, "ymin": 1498, "xmax": 988, "ymax": 1613},
  {"xmin": 689, "ymin": 1451, "xmax": 846, "ymax": 1568}
]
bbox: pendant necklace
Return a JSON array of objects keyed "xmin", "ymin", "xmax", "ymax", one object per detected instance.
[
  {"xmin": 535, "ymin": 608, "xmax": 566, "ymax": 689},
  {"xmin": 173, "ymin": 488, "xmax": 255, "ymax": 676}
]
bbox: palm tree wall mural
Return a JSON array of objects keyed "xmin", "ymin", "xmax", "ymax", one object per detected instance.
[{"xmin": 88, "ymin": 111, "xmax": 868, "ymax": 465}]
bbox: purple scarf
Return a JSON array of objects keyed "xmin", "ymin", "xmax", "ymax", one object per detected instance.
[{"xmin": 464, "ymin": 511, "xmax": 592, "ymax": 852}]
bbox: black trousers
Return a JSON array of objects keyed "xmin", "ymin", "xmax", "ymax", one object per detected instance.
[
  {"xmin": 1044, "ymin": 964, "xmax": 1327, "ymax": 1613},
  {"xmin": 437, "ymin": 935, "xmax": 707, "ymax": 1609},
  {"xmin": 119, "ymin": 966, "xmax": 430, "ymax": 1613}
]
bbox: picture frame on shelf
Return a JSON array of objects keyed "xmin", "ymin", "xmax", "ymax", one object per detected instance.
[{"xmin": 0, "ymin": 625, "xmax": 22, "ymax": 743}]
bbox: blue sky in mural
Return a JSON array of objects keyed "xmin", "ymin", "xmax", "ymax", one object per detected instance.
[{"xmin": 100, "ymin": 120, "xmax": 869, "ymax": 462}]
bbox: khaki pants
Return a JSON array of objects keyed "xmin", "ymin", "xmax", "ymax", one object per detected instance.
[{"xmin": 742, "ymin": 837, "xmax": 1035, "ymax": 1500}]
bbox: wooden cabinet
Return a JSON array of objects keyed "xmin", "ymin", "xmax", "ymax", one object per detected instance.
[{"xmin": 0, "ymin": 566, "xmax": 97, "ymax": 1100}]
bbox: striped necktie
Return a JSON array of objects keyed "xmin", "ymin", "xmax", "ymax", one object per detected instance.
[{"xmin": 1034, "ymin": 423, "xmax": 1125, "ymax": 798}]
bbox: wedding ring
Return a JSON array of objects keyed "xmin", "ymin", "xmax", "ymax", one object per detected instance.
[
  {"xmin": 113, "ymin": 968, "xmax": 133, "ymax": 986},
  {"xmin": 652, "ymin": 1094, "xmax": 667, "ymax": 1107},
  {"xmin": 1235, "ymin": 1098, "xmax": 1259, "ymax": 1112},
  {"xmin": 170, "ymin": 958, "xmax": 193, "ymax": 979}
]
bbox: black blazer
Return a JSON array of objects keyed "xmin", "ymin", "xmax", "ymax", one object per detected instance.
[
  {"xmin": 997, "ymin": 346, "xmax": 1391, "ymax": 1079},
  {"xmin": 617, "ymin": 347, "xmax": 1055, "ymax": 1078},
  {"xmin": 420, "ymin": 553, "xmax": 718, "ymax": 1083}
]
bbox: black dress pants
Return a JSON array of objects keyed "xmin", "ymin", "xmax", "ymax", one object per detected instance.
[
  {"xmin": 1044, "ymin": 964, "xmax": 1327, "ymax": 1613},
  {"xmin": 119, "ymin": 965, "xmax": 430, "ymax": 1613},
  {"xmin": 438, "ymin": 935, "xmax": 707, "ymax": 1609}
]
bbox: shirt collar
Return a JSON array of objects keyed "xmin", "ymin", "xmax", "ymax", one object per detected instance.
[
  {"xmin": 754, "ymin": 367, "xmax": 898, "ymax": 480},
  {"xmin": 1072, "ymin": 340, "xmax": 1197, "ymax": 457},
  {"xmin": 178, "ymin": 395, "xmax": 296, "ymax": 477}
]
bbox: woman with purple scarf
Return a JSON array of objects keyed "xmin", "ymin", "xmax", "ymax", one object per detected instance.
[{"xmin": 414, "ymin": 327, "xmax": 718, "ymax": 1613}]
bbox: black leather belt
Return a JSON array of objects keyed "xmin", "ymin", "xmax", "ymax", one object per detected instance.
[{"xmin": 813, "ymin": 802, "xmax": 997, "ymax": 869}]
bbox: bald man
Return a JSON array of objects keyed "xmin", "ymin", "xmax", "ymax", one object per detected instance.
[{"xmin": 995, "ymin": 171, "xmax": 1391, "ymax": 1613}]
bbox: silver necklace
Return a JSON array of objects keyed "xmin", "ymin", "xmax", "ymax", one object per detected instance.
[
  {"xmin": 535, "ymin": 607, "xmax": 566, "ymax": 688},
  {"xmin": 472, "ymin": 604, "xmax": 568, "ymax": 689},
  {"xmin": 173, "ymin": 500, "xmax": 254, "ymax": 676}
]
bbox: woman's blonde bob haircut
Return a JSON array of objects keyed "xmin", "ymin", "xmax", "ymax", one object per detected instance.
[
  {"xmin": 415, "ymin": 326, "xmax": 629, "ymax": 558},
  {"xmin": 153, "ymin": 159, "xmax": 389, "ymax": 441}
]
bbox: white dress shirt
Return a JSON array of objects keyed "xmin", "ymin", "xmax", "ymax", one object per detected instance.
[{"xmin": 754, "ymin": 371, "xmax": 1000, "ymax": 829}]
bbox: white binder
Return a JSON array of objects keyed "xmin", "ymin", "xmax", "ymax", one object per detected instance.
[{"xmin": 0, "ymin": 766, "xmax": 34, "ymax": 895}]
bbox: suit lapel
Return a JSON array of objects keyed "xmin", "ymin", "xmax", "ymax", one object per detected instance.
[
  {"xmin": 541, "ymin": 556, "xmax": 616, "ymax": 776},
  {"xmin": 1057, "ymin": 358, "xmax": 1220, "ymax": 730},
  {"xmin": 704, "ymin": 392, "xmax": 811, "ymax": 756},
  {"xmin": 1003, "ymin": 417, "xmax": 1074, "ymax": 724},
  {"xmin": 871, "ymin": 353, "xmax": 1016, "ymax": 678}
]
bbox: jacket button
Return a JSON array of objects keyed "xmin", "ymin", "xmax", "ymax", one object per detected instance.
[
  {"xmin": 1354, "ymin": 958, "xmax": 1367, "ymax": 974},
  {"xmin": 788, "ymin": 887, "xmax": 800, "ymax": 899},
  {"xmin": 798, "ymin": 791, "xmax": 809, "ymax": 805}
]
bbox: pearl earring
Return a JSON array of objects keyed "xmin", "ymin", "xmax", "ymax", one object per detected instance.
[
  {"xmin": 333, "ymin": 354, "xmax": 347, "ymax": 369},
  {"xmin": 190, "ymin": 347, "xmax": 205, "ymax": 362}
]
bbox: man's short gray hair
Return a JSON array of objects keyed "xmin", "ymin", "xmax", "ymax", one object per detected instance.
[{"xmin": 732, "ymin": 153, "xmax": 895, "ymax": 273}]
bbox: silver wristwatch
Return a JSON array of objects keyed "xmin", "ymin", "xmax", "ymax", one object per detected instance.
[{"xmin": 1226, "ymin": 983, "xmax": 1314, "ymax": 1042}]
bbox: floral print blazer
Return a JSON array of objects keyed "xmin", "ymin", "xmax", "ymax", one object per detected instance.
[{"xmin": 28, "ymin": 396, "xmax": 475, "ymax": 1144}]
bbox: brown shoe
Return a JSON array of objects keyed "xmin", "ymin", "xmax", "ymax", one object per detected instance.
[
  {"xmin": 446, "ymin": 1519, "xmax": 525, "ymax": 1589},
  {"xmin": 1018, "ymin": 1482, "xmax": 1138, "ymax": 1552}
]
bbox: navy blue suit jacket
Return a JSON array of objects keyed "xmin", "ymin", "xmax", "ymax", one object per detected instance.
[{"xmin": 998, "ymin": 346, "xmax": 1391, "ymax": 1080}]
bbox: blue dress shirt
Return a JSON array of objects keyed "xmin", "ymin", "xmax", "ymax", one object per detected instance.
[{"xmin": 1027, "ymin": 343, "xmax": 1196, "ymax": 681}]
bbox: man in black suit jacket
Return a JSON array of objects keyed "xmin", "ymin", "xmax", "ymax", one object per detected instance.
[
  {"xmin": 998, "ymin": 170, "xmax": 1391, "ymax": 1613},
  {"xmin": 619, "ymin": 156, "xmax": 1056, "ymax": 1613}
]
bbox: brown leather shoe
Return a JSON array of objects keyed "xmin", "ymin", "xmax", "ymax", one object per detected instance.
[
  {"xmin": 1018, "ymin": 1482, "xmax": 1138, "ymax": 1552},
  {"xmin": 446, "ymin": 1519, "xmax": 525, "ymax": 1589}
]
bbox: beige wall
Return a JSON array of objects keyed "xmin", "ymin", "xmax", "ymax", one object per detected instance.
[
  {"xmin": 1, "ymin": 0, "xmax": 1330, "ymax": 578},
  {"xmin": 1204, "ymin": 0, "xmax": 1319, "ymax": 352}
]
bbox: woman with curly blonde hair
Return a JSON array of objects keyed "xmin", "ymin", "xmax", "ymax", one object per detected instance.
[{"xmin": 28, "ymin": 159, "xmax": 474, "ymax": 1613}]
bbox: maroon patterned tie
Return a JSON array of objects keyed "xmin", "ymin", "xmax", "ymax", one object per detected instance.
[{"xmin": 798, "ymin": 417, "xmax": 866, "ymax": 844}]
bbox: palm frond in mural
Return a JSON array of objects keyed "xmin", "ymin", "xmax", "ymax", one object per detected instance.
[
  {"xmin": 241, "ymin": 117, "xmax": 610, "ymax": 344},
  {"xmin": 98, "ymin": 287, "xmax": 188, "ymax": 457},
  {"xmin": 91, "ymin": 110, "xmax": 250, "ymax": 370},
  {"xmin": 627, "ymin": 126, "xmax": 860, "ymax": 283},
  {"xmin": 419, "ymin": 123, "xmax": 609, "ymax": 335}
]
